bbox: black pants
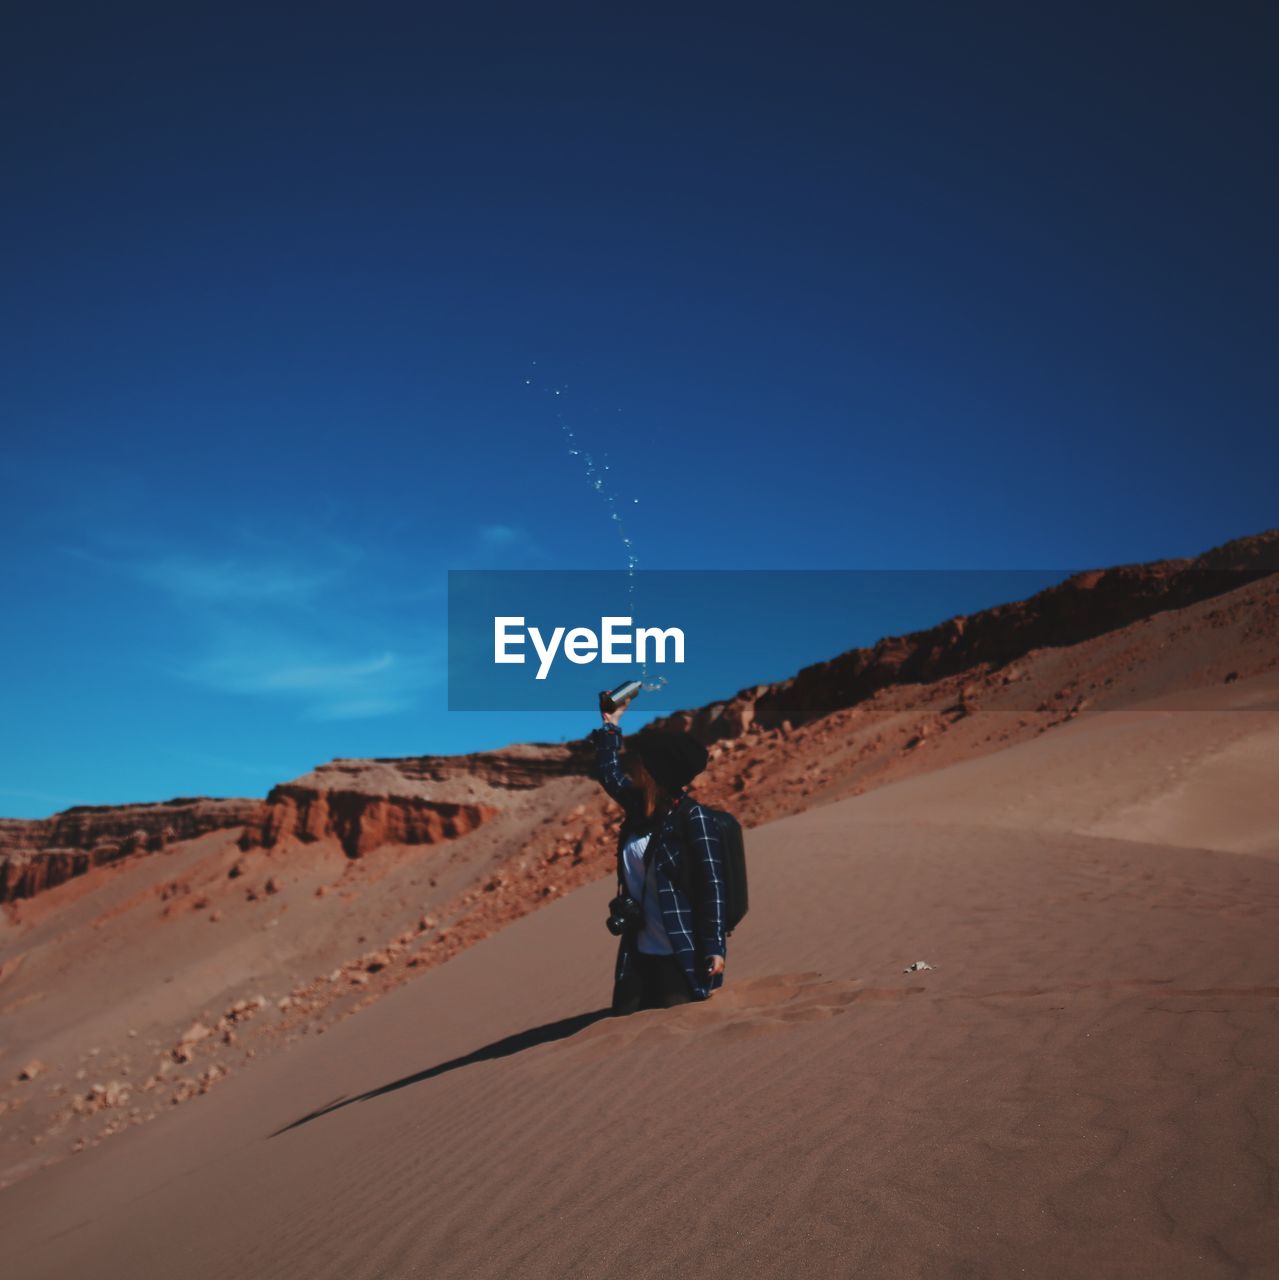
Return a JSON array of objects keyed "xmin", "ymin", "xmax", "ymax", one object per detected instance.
[{"xmin": 611, "ymin": 950, "xmax": 695, "ymax": 1015}]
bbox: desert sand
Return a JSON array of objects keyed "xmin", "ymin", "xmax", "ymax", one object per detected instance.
[
  {"xmin": 2, "ymin": 665, "xmax": 1276, "ymax": 1278},
  {"xmin": 1, "ymin": 538, "xmax": 1277, "ymax": 1278}
]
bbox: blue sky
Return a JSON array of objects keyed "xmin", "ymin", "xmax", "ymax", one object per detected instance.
[{"xmin": 2, "ymin": 3, "xmax": 1276, "ymax": 816}]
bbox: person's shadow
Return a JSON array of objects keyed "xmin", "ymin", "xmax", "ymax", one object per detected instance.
[{"xmin": 270, "ymin": 1007, "xmax": 615, "ymax": 1137}]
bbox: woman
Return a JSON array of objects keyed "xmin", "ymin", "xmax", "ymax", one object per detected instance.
[{"xmin": 589, "ymin": 697, "xmax": 727, "ymax": 1014}]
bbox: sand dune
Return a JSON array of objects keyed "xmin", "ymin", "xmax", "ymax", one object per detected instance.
[
  {"xmin": 2, "ymin": 676, "xmax": 1276, "ymax": 1278},
  {"xmin": 3, "ymin": 547, "xmax": 1275, "ymax": 1190},
  {"xmin": 838, "ymin": 672, "xmax": 1279, "ymax": 859}
]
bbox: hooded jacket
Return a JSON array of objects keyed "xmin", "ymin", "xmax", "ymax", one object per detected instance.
[{"xmin": 590, "ymin": 723, "xmax": 727, "ymax": 1000}]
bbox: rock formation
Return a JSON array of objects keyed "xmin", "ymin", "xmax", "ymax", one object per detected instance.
[
  {"xmin": 648, "ymin": 529, "xmax": 1279, "ymax": 743},
  {"xmin": 0, "ymin": 798, "xmax": 266, "ymax": 902}
]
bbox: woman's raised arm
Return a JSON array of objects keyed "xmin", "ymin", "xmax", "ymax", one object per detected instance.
[{"xmin": 588, "ymin": 720, "xmax": 636, "ymax": 808}]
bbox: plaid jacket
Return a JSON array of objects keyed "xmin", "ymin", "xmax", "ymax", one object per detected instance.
[{"xmin": 590, "ymin": 723, "xmax": 726, "ymax": 1001}]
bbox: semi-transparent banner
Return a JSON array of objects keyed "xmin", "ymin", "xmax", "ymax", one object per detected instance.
[{"xmin": 447, "ymin": 568, "xmax": 1268, "ymax": 713}]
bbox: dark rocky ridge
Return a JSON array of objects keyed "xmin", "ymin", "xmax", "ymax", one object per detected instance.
[{"xmin": 648, "ymin": 530, "xmax": 1279, "ymax": 743}]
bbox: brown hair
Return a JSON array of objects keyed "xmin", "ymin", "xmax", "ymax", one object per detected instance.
[{"xmin": 624, "ymin": 752, "xmax": 674, "ymax": 823}]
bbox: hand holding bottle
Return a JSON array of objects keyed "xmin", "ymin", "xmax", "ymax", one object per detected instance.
[{"xmin": 599, "ymin": 680, "xmax": 642, "ymax": 726}]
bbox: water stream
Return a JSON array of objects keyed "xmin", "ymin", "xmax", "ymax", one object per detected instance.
[{"xmin": 527, "ymin": 366, "xmax": 668, "ymax": 693}]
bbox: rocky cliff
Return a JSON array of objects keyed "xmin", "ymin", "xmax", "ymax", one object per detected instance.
[
  {"xmin": 235, "ymin": 743, "xmax": 594, "ymax": 858},
  {"xmin": 240, "ymin": 786, "xmax": 499, "ymax": 859},
  {"xmin": 0, "ymin": 798, "xmax": 267, "ymax": 902},
  {"xmin": 648, "ymin": 529, "xmax": 1279, "ymax": 743}
]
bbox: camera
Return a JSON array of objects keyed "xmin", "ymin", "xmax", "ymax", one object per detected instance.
[{"xmin": 606, "ymin": 892, "xmax": 645, "ymax": 936}]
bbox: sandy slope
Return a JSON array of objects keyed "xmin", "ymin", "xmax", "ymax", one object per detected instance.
[
  {"xmin": 838, "ymin": 670, "xmax": 1279, "ymax": 857},
  {"xmin": 0, "ymin": 769, "xmax": 602, "ymax": 1178},
  {"xmin": 3, "ymin": 564, "xmax": 1274, "ymax": 1185},
  {"xmin": 2, "ymin": 678, "xmax": 1277, "ymax": 1279}
]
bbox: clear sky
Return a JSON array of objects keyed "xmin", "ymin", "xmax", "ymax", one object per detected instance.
[{"xmin": 3, "ymin": 3, "xmax": 1276, "ymax": 817}]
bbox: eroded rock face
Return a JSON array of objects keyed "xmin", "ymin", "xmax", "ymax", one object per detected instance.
[
  {"xmin": 235, "ymin": 743, "xmax": 590, "ymax": 859},
  {"xmin": 649, "ymin": 530, "xmax": 1279, "ymax": 743},
  {"xmin": 0, "ymin": 798, "xmax": 267, "ymax": 902},
  {"xmin": 240, "ymin": 786, "xmax": 500, "ymax": 859},
  {"xmin": 0, "ymin": 744, "xmax": 597, "ymax": 903}
]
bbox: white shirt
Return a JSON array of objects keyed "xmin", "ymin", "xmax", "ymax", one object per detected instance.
[{"xmin": 620, "ymin": 830, "xmax": 675, "ymax": 955}]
